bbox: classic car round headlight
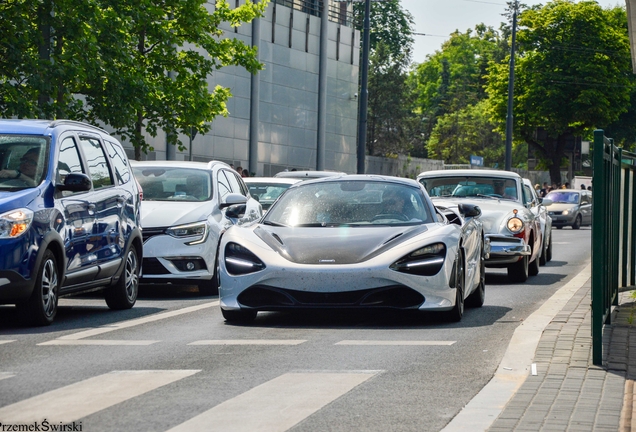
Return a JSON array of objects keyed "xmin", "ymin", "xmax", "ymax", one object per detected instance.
[{"xmin": 507, "ymin": 217, "xmax": 524, "ymax": 233}]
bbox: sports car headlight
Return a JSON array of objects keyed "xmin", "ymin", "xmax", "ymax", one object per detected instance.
[
  {"xmin": 506, "ymin": 217, "xmax": 524, "ymax": 234},
  {"xmin": 562, "ymin": 210, "xmax": 569, "ymax": 215},
  {"xmin": 225, "ymin": 242, "xmax": 266, "ymax": 275},
  {"xmin": 0, "ymin": 208, "xmax": 33, "ymax": 239},
  {"xmin": 390, "ymin": 243, "xmax": 446, "ymax": 276},
  {"xmin": 166, "ymin": 221, "xmax": 208, "ymax": 245}
]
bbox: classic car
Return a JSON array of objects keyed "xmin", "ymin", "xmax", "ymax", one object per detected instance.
[{"xmin": 418, "ymin": 169, "xmax": 546, "ymax": 283}]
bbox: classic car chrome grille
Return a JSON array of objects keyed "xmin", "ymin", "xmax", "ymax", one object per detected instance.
[{"xmin": 237, "ymin": 285, "xmax": 424, "ymax": 309}]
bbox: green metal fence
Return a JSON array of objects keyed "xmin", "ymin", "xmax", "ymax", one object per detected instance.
[{"xmin": 591, "ymin": 129, "xmax": 636, "ymax": 365}]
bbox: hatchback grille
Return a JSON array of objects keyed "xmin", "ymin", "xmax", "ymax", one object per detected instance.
[{"xmin": 143, "ymin": 227, "xmax": 167, "ymax": 243}]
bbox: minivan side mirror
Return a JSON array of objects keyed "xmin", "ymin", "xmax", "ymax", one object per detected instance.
[
  {"xmin": 57, "ymin": 173, "xmax": 92, "ymax": 192},
  {"xmin": 220, "ymin": 193, "xmax": 248, "ymax": 209}
]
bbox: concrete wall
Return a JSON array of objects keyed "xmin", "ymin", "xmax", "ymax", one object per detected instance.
[{"xmin": 134, "ymin": 0, "xmax": 360, "ymax": 177}]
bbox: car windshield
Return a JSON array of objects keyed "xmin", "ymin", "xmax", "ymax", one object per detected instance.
[
  {"xmin": 133, "ymin": 166, "xmax": 212, "ymax": 201},
  {"xmin": 420, "ymin": 176, "xmax": 520, "ymax": 201},
  {"xmin": 247, "ymin": 183, "xmax": 292, "ymax": 210},
  {"xmin": 263, "ymin": 181, "xmax": 433, "ymax": 227},
  {"xmin": 0, "ymin": 135, "xmax": 48, "ymax": 190},
  {"xmin": 546, "ymin": 191, "xmax": 579, "ymax": 204}
]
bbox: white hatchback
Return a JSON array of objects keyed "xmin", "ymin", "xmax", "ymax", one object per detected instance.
[{"xmin": 132, "ymin": 161, "xmax": 262, "ymax": 295}]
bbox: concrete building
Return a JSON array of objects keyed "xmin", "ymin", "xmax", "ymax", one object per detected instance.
[{"xmin": 136, "ymin": 0, "xmax": 360, "ymax": 176}]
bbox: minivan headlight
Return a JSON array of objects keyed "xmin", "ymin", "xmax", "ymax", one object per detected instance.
[
  {"xmin": 0, "ymin": 209, "xmax": 33, "ymax": 239},
  {"xmin": 166, "ymin": 221, "xmax": 208, "ymax": 245}
]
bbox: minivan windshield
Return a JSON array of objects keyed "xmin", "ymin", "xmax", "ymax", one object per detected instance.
[{"xmin": 0, "ymin": 136, "xmax": 49, "ymax": 189}]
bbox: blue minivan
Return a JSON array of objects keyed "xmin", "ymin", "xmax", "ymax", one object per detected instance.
[{"xmin": 0, "ymin": 119, "xmax": 142, "ymax": 325}]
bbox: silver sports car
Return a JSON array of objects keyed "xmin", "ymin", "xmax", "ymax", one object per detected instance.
[{"xmin": 218, "ymin": 175, "xmax": 487, "ymax": 323}]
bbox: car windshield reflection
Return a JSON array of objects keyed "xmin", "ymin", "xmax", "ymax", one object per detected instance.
[
  {"xmin": 420, "ymin": 176, "xmax": 519, "ymax": 201},
  {"xmin": 133, "ymin": 167, "xmax": 212, "ymax": 202}
]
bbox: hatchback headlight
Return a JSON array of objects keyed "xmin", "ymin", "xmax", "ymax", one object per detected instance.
[
  {"xmin": 390, "ymin": 242, "xmax": 446, "ymax": 276},
  {"xmin": 166, "ymin": 221, "xmax": 208, "ymax": 245},
  {"xmin": 562, "ymin": 210, "xmax": 569, "ymax": 215},
  {"xmin": 0, "ymin": 209, "xmax": 33, "ymax": 239},
  {"xmin": 507, "ymin": 217, "xmax": 524, "ymax": 234}
]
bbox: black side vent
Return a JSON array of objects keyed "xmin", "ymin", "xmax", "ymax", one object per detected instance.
[
  {"xmin": 382, "ymin": 233, "xmax": 403, "ymax": 245},
  {"xmin": 271, "ymin": 233, "xmax": 284, "ymax": 245}
]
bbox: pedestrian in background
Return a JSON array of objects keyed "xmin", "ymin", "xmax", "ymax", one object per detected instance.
[{"xmin": 235, "ymin": 166, "xmax": 243, "ymax": 176}]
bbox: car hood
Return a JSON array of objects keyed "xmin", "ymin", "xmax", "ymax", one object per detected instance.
[
  {"xmin": 253, "ymin": 224, "xmax": 430, "ymax": 265},
  {"xmin": 140, "ymin": 201, "xmax": 213, "ymax": 227},
  {"xmin": 546, "ymin": 203, "xmax": 577, "ymax": 212},
  {"xmin": 0, "ymin": 187, "xmax": 42, "ymax": 213},
  {"xmin": 433, "ymin": 197, "xmax": 522, "ymax": 234}
]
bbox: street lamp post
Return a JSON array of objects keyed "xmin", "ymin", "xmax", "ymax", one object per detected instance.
[
  {"xmin": 504, "ymin": 1, "xmax": 518, "ymax": 171},
  {"xmin": 356, "ymin": 0, "xmax": 371, "ymax": 174}
]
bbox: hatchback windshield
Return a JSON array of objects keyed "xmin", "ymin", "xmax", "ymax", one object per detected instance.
[
  {"xmin": 0, "ymin": 135, "xmax": 48, "ymax": 189},
  {"xmin": 545, "ymin": 191, "xmax": 580, "ymax": 204},
  {"xmin": 420, "ymin": 176, "xmax": 519, "ymax": 201},
  {"xmin": 133, "ymin": 167, "xmax": 212, "ymax": 201},
  {"xmin": 264, "ymin": 181, "xmax": 432, "ymax": 226}
]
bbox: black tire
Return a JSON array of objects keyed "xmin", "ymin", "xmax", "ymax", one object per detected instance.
[
  {"xmin": 508, "ymin": 255, "xmax": 529, "ymax": 283},
  {"xmin": 539, "ymin": 231, "xmax": 549, "ymax": 266},
  {"xmin": 556, "ymin": 225, "xmax": 563, "ymax": 229},
  {"xmin": 528, "ymin": 243, "xmax": 540, "ymax": 276},
  {"xmin": 466, "ymin": 249, "xmax": 485, "ymax": 308},
  {"xmin": 199, "ymin": 257, "xmax": 219, "ymax": 296},
  {"xmin": 446, "ymin": 251, "xmax": 465, "ymax": 321},
  {"xmin": 23, "ymin": 250, "xmax": 59, "ymax": 326},
  {"xmin": 572, "ymin": 215, "xmax": 582, "ymax": 230},
  {"xmin": 105, "ymin": 245, "xmax": 139, "ymax": 310},
  {"xmin": 222, "ymin": 308, "xmax": 257, "ymax": 323},
  {"xmin": 546, "ymin": 234, "xmax": 553, "ymax": 262}
]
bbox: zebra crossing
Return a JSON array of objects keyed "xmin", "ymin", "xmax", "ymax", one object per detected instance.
[{"xmin": 0, "ymin": 369, "xmax": 380, "ymax": 431}]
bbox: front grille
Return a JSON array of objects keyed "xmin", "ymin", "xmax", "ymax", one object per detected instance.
[
  {"xmin": 142, "ymin": 257, "xmax": 170, "ymax": 275},
  {"xmin": 549, "ymin": 211, "xmax": 562, "ymax": 216},
  {"xmin": 143, "ymin": 227, "xmax": 167, "ymax": 243},
  {"xmin": 237, "ymin": 285, "xmax": 424, "ymax": 310}
]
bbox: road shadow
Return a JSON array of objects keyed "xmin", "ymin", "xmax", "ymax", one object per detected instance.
[{"xmin": 224, "ymin": 304, "xmax": 513, "ymax": 330}]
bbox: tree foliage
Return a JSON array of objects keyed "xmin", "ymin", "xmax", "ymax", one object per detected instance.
[
  {"xmin": 486, "ymin": 0, "xmax": 633, "ymax": 183},
  {"xmin": 0, "ymin": 0, "xmax": 267, "ymax": 158}
]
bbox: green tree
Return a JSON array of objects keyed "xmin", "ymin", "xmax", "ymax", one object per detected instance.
[
  {"xmin": 486, "ymin": 0, "xmax": 632, "ymax": 183},
  {"xmin": 0, "ymin": 0, "xmax": 267, "ymax": 159}
]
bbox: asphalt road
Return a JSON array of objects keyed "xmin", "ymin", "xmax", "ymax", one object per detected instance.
[{"xmin": 0, "ymin": 226, "xmax": 591, "ymax": 432}]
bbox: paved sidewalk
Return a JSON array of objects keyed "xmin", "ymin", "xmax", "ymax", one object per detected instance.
[{"xmin": 487, "ymin": 279, "xmax": 636, "ymax": 431}]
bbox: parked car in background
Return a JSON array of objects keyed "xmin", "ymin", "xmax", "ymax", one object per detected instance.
[
  {"xmin": 244, "ymin": 177, "xmax": 301, "ymax": 213},
  {"xmin": 523, "ymin": 178, "xmax": 553, "ymax": 265},
  {"xmin": 544, "ymin": 189, "xmax": 592, "ymax": 229},
  {"xmin": 418, "ymin": 169, "xmax": 545, "ymax": 283},
  {"xmin": 131, "ymin": 161, "xmax": 262, "ymax": 295},
  {"xmin": 0, "ymin": 119, "xmax": 142, "ymax": 325},
  {"xmin": 219, "ymin": 175, "xmax": 486, "ymax": 323},
  {"xmin": 273, "ymin": 170, "xmax": 346, "ymax": 180}
]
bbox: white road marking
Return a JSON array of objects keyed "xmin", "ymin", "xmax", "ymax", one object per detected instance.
[
  {"xmin": 336, "ymin": 340, "xmax": 456, "ymax": 346},
  {"xmin": 39, "ymin": 301, "xmax": 219, "ymax": 345},
  {"xmin": 0, "ymin": 340, "xmax": 15, "ymax": 345},
  {"xmin": 553, "ymin": 242, "xmax": 570, "ymax": 244},
  {"xmin": 0, "ymin": 370, "xmax": 200, "ymax": 423},
  {"xmin": 0, "ymin": 372, "xmax": 15, "ymax": 381},
  {"xmin": 189, "ymin": 340, "xmax": 306, "ymax": 345},
  {"xmin": 39, "ymin": 340, "xmax": 158, "ymax": 346},
  {"xmin": 166, "ymin": 371, "xmax": 380, "ymax": 432}
]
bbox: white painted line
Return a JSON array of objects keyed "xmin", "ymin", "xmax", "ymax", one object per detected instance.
[
  {"xmin": 166, "ymin": 371, "xmax": 380, "ymax": 432},
  {"xmin": 188, "ymin": 340, "xmax": 306, "ymax": 345},
  {"xmin": 41, "ymin": 301, "xmax": 219, "ymax": 344},
  {"xmin": 0, "ymin": 340, "xmax": 16, "ymax": 345},
  {"xmin": 442, "ymin": 262, "xmax": 591, "ymax": 432},
  {"xmin": 0, "ymin": 370, "xmax": 200, "ymax": 423},
  {"xmin": 38, "ymin": 340, "xmax": 159, "ymax": 346},
  {"xmin": 531, "ymin": 363, "xmax": 537, "ymax": 376},
  {"xmin": 335, "ymin": 340, "xmax": 456, "ymax": 346},
  {"xmin": 0, "ymin": 372, "xmax": 15, "ymax": 381},
  {"xmin": 553, "ymin": 242, "xmax": 570, "ymax": 244}
]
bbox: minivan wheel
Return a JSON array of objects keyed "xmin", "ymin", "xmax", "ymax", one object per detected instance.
[
  {"xmin": 105, "ymin": 245, "xmax": 139, "ymax": 310},
  {"xmin": 23, "ymin": 250, "xmax": 59, "ymax": 326}
]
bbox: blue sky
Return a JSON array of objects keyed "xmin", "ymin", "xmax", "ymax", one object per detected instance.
[{"xmin": 400, "ymin": 0, "xmax": 625, "ymax": 64}]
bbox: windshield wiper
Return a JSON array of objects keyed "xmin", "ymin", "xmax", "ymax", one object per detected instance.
[
  {"xmin": 475, "ymin": 194, "xmax": 500, "ymax": 200},
  {"xmin": 262, "ymin": 220, "xmax": 287, "ymax": 227}
]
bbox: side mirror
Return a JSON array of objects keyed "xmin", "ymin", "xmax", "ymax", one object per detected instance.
[
  {"xmin": 458, "ymin": 203, "xmax": 481, "ymax": 218},
  {"xmin": 541, "ymin": 198, "xmax": 552, "ymax": 206},
  {"xmin": 220, "ymin": 193, "xmax": 248, "ymax": 209},
  {"xmin": 57, "ymin": 173, "xmax": 92, "ymax": 192}
]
